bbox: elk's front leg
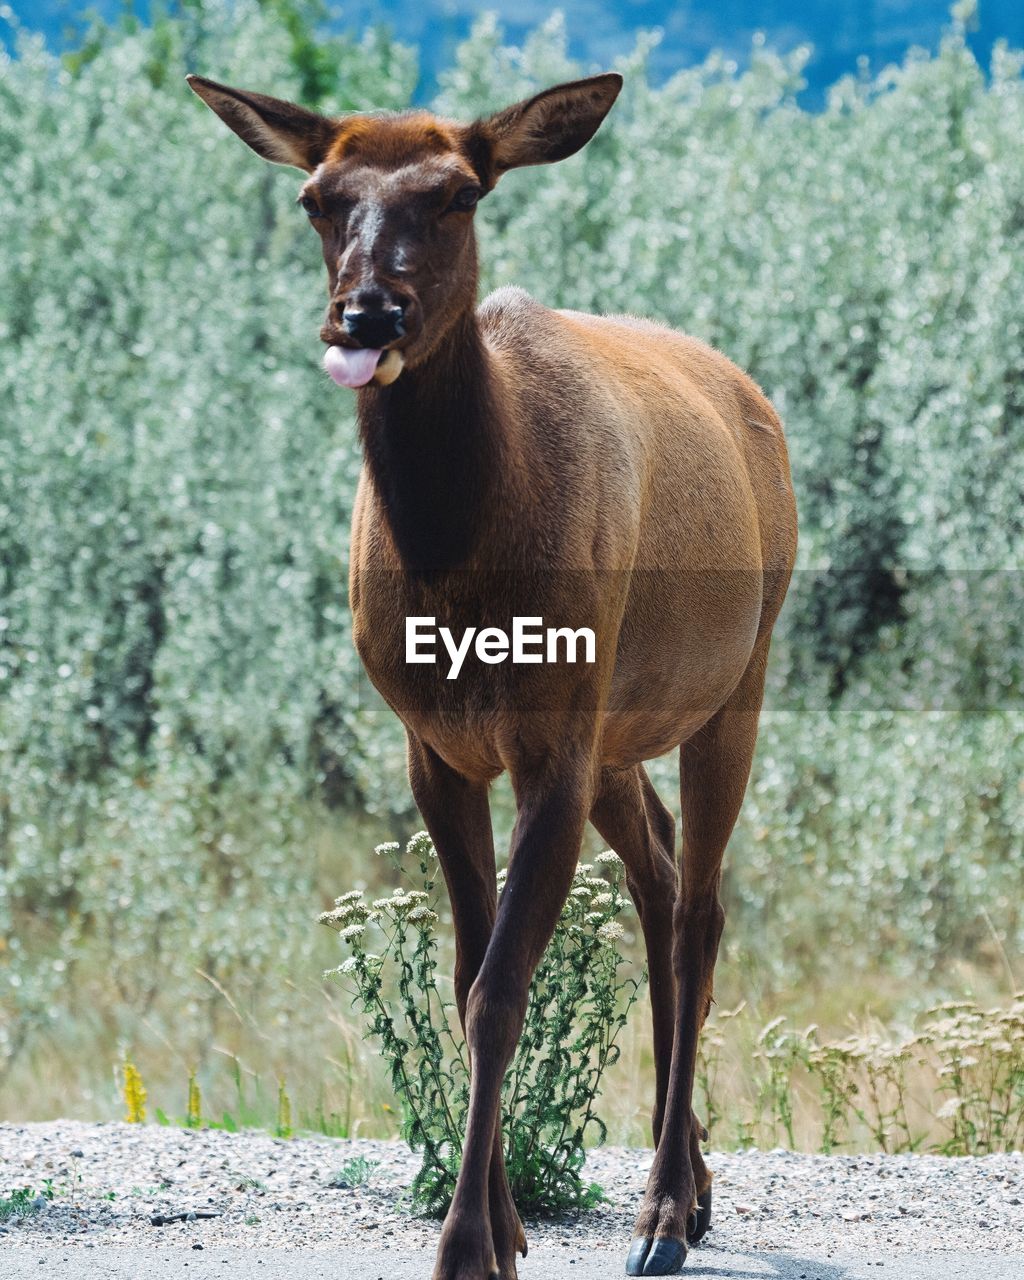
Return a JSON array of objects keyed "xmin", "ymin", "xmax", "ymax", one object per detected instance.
[
  {"xmin": 432, "ymin": 757, "xmax": 592, "ymax": 1280},
  {"xmin": 407, "ymin": 735, "xmax": 526, "ymax": 1277}
]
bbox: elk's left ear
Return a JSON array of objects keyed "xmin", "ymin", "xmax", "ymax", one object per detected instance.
[
  {"xmin": 186, "ymin": 74, "xmax": 338, "ymax": 172},
  {"xmin": 470, "ymin": 73, "xmax": 622, "ymax": 181}
]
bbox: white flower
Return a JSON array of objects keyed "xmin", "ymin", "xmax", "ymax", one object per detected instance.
[
  {"xmin": 570, "ymin": 886, "xmax": 593, "ymax": 899},
  {"xmin": 591, "ymin": 892, "xmax": 614, "ymax": 909},
  {"xmin": 374, "ymin": 841, "xmax": 400, "ymax": 857},
  {"xmin": 377, "ymin": 892, "xmax": 416, "ymax": 916},
  {"xmin": 937, "ymin": 1097, "xmax": 963, "ymax": 1119},
  {"xmin": 319, "ymin": 899, "xmax": 371, "ymax": 930},
  {"xmin": 334, "ymin": 889, "xmax": 364, "ymax": 906},
  {"xmin": 408, "ymin": 905, "xmax": 439, "ymax": 926},
  {"xmin": 319, "ymin": 907, "xmax": 351, "ymax": 930},
  {"xmin": 585, "ymin": 911, "xmax": 605, "ymax": 924},
  {"xmin": 340, "ymin": 923, "xmax": 366, "ymax": 942},
  {"xmin": 594, "ymin": 850, "xmax": 622, "ymax": 867},
  {"xmin": 597, "ymin": 921, "xmax": 625, "ymax": 944},
  {"xmin": 575, "ymin": 863, "xmax": 594, "ymax": 877},
  {"xmin": 406, "ymin": 831, "xmax": 437, "ymax": 858}
]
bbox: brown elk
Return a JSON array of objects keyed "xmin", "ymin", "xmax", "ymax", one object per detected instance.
[{"xmin": 188, "ymin": 68, "xmax": 797, "ymax": 1278}]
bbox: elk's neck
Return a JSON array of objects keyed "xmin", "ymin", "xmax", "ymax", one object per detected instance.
[{"xmin": 357, "ymin": 312, "xmax": 504, "ymax": 575}]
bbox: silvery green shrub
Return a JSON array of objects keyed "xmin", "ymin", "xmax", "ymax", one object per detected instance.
[{"xmin": 0, "ymin": 2, "xmax": 1021, "ymax": 1082}]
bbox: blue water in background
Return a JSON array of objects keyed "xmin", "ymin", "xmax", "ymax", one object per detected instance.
[{"xmin": 6, "ymin": 0, "xmax": 1024, "ymax": 101}]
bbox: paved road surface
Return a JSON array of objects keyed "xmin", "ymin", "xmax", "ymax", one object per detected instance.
[{"xmin": 3, "ymin": 1245, "xmax": 1018, "ymax": 1279}]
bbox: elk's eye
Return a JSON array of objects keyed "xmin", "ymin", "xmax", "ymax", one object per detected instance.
[
  {"xmin": 446, "ymin": 185, "xmax": 481, "ymax": 214},
  {"xmin": 299, "ymin": 195, "xmax": 323, "ymax": 218}
]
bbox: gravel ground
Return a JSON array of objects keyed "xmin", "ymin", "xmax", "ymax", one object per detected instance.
[{"xmin": 1, "ymin": 1120, "xmax": 1021, "ymax": 1260}]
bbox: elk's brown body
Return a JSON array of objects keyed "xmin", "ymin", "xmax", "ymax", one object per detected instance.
[{"xmin": 189, "ymin": 69, "xmax": 797, "ymax": 1279}]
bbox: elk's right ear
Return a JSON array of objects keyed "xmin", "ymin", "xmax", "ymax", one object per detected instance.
[{"xmin": 186, "ymin": 75, "xmax": 338, "ymax": 172}]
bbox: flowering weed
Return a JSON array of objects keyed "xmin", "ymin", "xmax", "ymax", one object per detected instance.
[
  {"xmin": 698, "ymin": 997, "xmax": 1024, "ymax": 1155},
  {"xmin": 321, "ymin": 834, "xmax": 644, "ymax": 1215}
]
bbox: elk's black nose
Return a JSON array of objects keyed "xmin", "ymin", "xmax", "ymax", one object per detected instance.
[{"xmin": 339, "ymin": 295, "xmax": 407, "ymax": 348}]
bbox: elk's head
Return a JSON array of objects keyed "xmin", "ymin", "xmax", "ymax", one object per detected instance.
[{"xmin": 186, "ymin": 72, "xmax": 622, "ymax": 388}]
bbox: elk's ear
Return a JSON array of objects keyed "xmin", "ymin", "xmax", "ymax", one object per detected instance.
[
  {"xmin": 186, "ymin": 75, "xmax": 338, "ymax": 172},
  {"xmin": 470, "ymin": 73, "xmax": 622, "ymax": 181}
]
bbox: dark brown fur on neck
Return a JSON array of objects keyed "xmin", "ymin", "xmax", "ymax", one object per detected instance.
[{"xmin": 358, "ymin": 313, "xmax": 501, "ymax": 576}]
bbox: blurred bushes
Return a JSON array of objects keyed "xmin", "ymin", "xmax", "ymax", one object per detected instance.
[{"xmin": 0, "ymin": 2, "xmax": 1022, "ymax": 1080}]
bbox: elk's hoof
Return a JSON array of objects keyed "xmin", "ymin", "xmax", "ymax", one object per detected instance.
[
  {"xmin": 625, "ymin": 1236, "xmax": 687, "ymax": 1275},
  {"xmin": 686, "ymin": 1187, "xmax": 712, "ymax": 1245}
]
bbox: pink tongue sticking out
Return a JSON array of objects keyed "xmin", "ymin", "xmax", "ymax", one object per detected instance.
[{"xmin": 324, "ymin": 345, "xmax": 383, "ymax": 389}]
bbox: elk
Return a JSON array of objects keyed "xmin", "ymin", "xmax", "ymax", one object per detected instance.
[{"xmin": 188, "ymin": 68, "xmax": 797, "ymax": 1278}]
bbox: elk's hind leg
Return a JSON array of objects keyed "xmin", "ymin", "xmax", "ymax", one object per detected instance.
[
  {"xmin": 625, "ymin": 640, "xmax": 771, "ymax": 1276},
  {"xmin": 590, "ymin": 764, "xmax": 678, "ymax": 1148}
]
